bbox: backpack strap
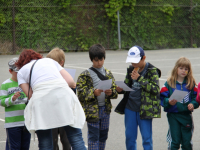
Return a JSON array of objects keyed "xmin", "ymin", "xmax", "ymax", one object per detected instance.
[{"xmin": 89, "ymin": 67, "xmax": 108, "ymax": 81}]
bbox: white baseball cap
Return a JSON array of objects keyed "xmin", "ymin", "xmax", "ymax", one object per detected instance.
[{"xmin": 126, "ymin": 46, "xmax": 145, "ymax": 63}]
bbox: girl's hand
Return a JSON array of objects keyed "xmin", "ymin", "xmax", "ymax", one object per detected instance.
[
  {"xmin": 188, "ymin": 103, "xmax": 194, "ymax": 111},
  {"xmin": 131, "ymin": 70, "xmax": 140, "ymax": 80},
  {"xmin": 105, "ymin": 89, "xmax": 112, "ymax": 96},
  {"xmin": 116, "ymin": 86, "xmax": 123, "ymax": 93},
  {"xmin": 12, "ymin": 91, "xmax": 21, "ymax": 101},
  {"xmin": 94, "ymin": 89, "xmax": 103, "ymax": 96},
  {"xmin": 169, "ymin": 99, "xmax": 177, "ymax": 105}
]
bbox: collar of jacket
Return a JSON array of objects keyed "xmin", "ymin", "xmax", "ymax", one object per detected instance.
[
  {"xmin": 128, "ymin": 62, "xmax": 161, "ymax": 78},
  {"xmin": 176, "ymin": 78, "xmax": 187, "ymax": 84}
]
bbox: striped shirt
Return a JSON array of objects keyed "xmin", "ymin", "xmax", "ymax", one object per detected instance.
[{"xmin": 0, "ymin": 78, "xmax": 27, "ymax": 128}]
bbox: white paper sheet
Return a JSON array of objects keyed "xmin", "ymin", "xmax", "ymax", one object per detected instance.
[
  {"xmin": 169, "ymin": 89, "xmax": 188, "ymax": 102},
  {"xmin": 97, "ymin": 79, "xmax": 112, "ymax": 91},
  {"xmin": 115, "ymin": 81, "xmax": 134, "ymax": 91},
  {"xmin": 64, "ymin": 68, "xmax": 76, "ymax": 79}
]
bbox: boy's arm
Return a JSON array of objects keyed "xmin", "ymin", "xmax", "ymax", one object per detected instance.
[
  {"xmin": 76, "ymin": 75, "xmax": 96, "ymax": 103},
  {"xmin": 0, "ymin": 85, "xmax": 14, "ymax": 107},
  {"xmin": 137, "ymin": 69, "xmax": 159, "ymax": 95}
]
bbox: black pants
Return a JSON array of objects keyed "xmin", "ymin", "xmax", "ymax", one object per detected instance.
[{"xmin": 52, "ymin": 127, "xmax": 71, "ymax": 150}]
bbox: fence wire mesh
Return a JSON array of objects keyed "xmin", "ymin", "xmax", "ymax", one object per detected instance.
[{"xmin": 1, "ymin": 0, "xmax": 200, "ymax": 54}]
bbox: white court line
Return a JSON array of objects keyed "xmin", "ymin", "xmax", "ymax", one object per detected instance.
[
  {"xmin": 65, "ymin": 65, "xmax": 88, "ymax": 70},
  {"xmin": 0, "ymin": 118, "xmax": 5, "ymax": 122},
  {"xmin": 65, "ymin": 57, "xmax": 200, "ymax": 66},
  {"xmin": 157, "ymin": 64, "xmax": 200, "ymax": 68},
  {"xmin": 65, "ymin": 65, "xmax": 167, "ymax": 81}
]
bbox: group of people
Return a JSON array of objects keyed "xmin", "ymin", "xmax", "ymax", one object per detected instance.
[{"xmin": 0, "ymin": 44, "xmax": 199, "ymax": 150}]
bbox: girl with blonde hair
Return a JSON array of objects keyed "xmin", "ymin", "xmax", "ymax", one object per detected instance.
[{"xmin": 160, "ymin": 57, "xmax": 199, "ymax": 150}]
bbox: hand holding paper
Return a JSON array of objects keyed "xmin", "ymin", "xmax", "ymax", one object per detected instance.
[
  {"xmin": 97, "ymin": 79, "xmax": 112, "ymax": 91},
  {"xmin": 169, "ymin": 99, "xmax": 177, "ymax": 106},
  {"xmin": 94, "ymin": 89, "xmax": 103, "ymax": 96},
  {"xmin": 105, "ymin": 89, "xmax": 112, "ymax": 96},
  {"xmin": 116, "ymin": 86, "xmax": 123, "ymax": 93},
  {"xmin": 169, "ymin": 89, "xmax": 188, "ymax": 102},
  {"xmin": 115, "ymin": 81, "xmax": 134, "ymax": 91}
]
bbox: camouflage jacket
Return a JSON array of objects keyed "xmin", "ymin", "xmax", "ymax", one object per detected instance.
[
  {"xmin": 76, "ymin": 68, "xmax": 118, "ymax": 122},
  {"xmin": 115, "ymin": 63, "xmax": 161, "ymax": 119}
]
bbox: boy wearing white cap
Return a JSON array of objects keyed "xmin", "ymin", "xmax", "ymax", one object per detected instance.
[
  {"xmin": 0, "ymin": 58, "xmax": 31, "ymax": 150},
  {"xmin": 115, "ymin": 46, "xmax": 161, "ymax": 150}
]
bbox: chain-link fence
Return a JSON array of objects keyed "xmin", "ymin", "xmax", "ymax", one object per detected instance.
[
  {"xmin": 0, "ymin": 0, "xmax": 199, "ymax": 53},
  {"xmin": 120, "ymin": 0, "xmax": 200, "ymax": 50}
]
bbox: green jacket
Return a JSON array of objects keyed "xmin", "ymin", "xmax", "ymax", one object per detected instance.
[
  {"xmin": 76, "ymin": 68, "xmax": 118, "ymax": 122},
  {"xmin": 115, "ymin": 63, "xmax": 161, "ymax": 119}
]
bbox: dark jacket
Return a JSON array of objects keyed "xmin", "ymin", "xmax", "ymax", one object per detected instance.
[{"xmin": 115, "ymin": 63, "xmax": 161, "ymax": 119}]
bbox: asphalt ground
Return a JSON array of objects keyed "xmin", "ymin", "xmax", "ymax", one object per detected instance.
[{"xmin": 0, "ymin": 48, "xmax": 200, "ymax": 150}]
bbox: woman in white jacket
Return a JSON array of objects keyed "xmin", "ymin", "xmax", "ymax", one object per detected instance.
[{"xmin": 16, "ymin": 49, "xmax": 86, "ymax": 150}]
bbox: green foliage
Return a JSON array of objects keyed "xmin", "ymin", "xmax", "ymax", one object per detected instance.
[
  {"xmin": 0, "ymin": 13, "xmax": 6, "ymax": 26},
  {"xmin": 118, "ymin": 0, "xmax": 199, "ymax": 49},
  {"xmin": 0, "ymin": 0, "xmax": 200, "ymax": 54},
  {"xmin": 104, "ymin": 0, "xmax": 136, "ymax": 26},
  {"xmin": 53, "ymin": 0, "xmax": 71, "ymax": 7}
]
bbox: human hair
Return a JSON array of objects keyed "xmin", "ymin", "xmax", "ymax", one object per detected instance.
[
  {"xmin": 167, "ymin": 57, "xmax": 196, "ymax": 90},
  {"xmin": 46, "ymin": 47, "xmax": 65, "ymax": 65},
  {"xmin": 89, "ymin": 44, "xmax": 105, "ymax": 61},
  {"xmin": 15, "ymin": 49, "xmax": 43, "ymax": 69}
]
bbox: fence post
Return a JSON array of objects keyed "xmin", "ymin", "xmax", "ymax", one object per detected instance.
[
  {"xmin": 117, "ymin": 10, "xmax": 121, "ymax": 49},
  {"xmin": 12, "ymin": 0, "xmax": 16, "ymax": 54},
  {"xmin": 190, "ymin": 0, "xmax": 193, "ymax": 47}
]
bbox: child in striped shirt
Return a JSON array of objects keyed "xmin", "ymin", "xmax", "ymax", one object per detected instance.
[{"xmin": 0, "ymin": 58, "xmax": 31, "ymax": 150}]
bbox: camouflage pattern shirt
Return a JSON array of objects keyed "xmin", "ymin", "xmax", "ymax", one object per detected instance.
[
  {"xmin": 115, "ymin": 63, "xmax": 161, "ymax": 119},
  {"xmin": 76, "ymin": 68, "xmax": 118, "ymax": 122}
]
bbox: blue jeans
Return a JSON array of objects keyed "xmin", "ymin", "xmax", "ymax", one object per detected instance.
[
  {"xmin": 6, "ymin": 126, "xmax": 31, "ymax": 150},
  {"xmin": 36, "ymin": 126, "xmax": 86, "ymax": 150},
  {"xmin": 125, "ymin": 108, "xmax": 153, "ymax": 150}
]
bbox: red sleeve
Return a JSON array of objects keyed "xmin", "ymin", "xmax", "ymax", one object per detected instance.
[
  {"xmin": 160, "ymin": 86, "xmax": 168, "ymax": 93},
  {"xmin": 194, "ymin": 86, "xmax": 198, "ymax": 92}
]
